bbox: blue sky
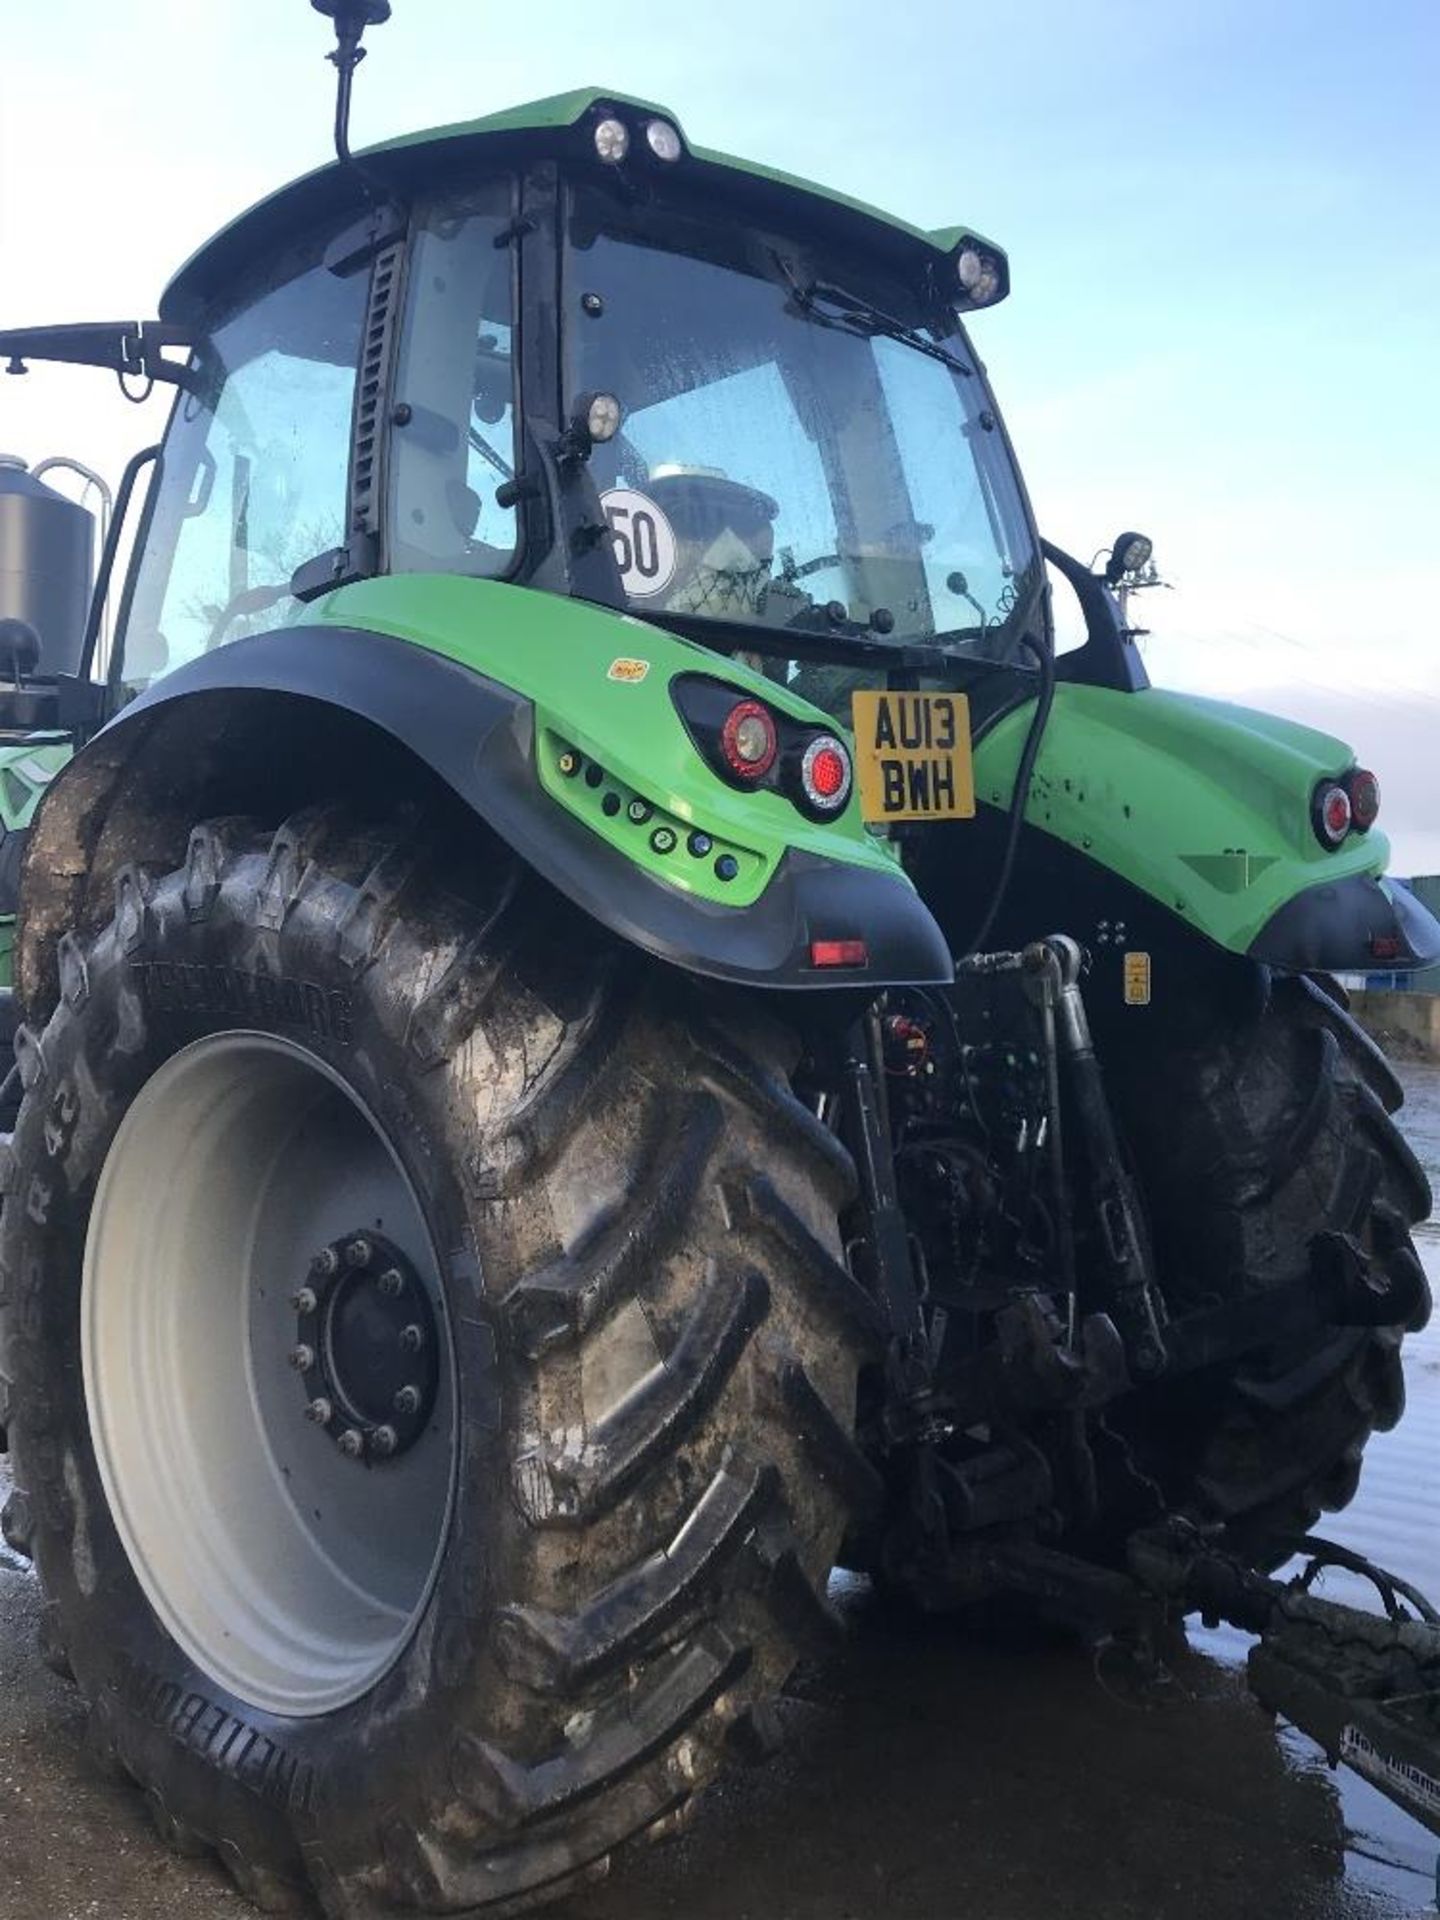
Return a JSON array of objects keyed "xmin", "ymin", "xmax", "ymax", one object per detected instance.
[{"xmin": 2, "ymin": 0, "xmax": 1436, "ymax": 866}]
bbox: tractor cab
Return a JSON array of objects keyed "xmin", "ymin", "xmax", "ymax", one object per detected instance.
[{"xmin": 10, "ymin": 90, "xmax": 1085, "ymax": 728}]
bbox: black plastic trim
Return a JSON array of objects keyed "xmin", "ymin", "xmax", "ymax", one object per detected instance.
[
  {"xmin": 1248, "ymin": 870, "xmax": 1440, "ymax": 974},
  {"xmin": 1042, "ymin": 539, "xmax": 1149, "ymax": 694},
  {"xmin": 100, "ymin": 624, "xmax": 953, "ymax": 990}
]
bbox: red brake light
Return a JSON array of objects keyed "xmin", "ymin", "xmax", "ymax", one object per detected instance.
[
  {"xmin": 719, "ymin": 699, "xmax": 778, "ymax": 779},
  {"xmin": 1346, "ymin": 767, "xmax": 1380, "ymax": 831},
  {"xmin": 800, "ymin": 735, "xmax": 852, "ymax": 813},
  {"xmin": 1313, "ymin": 780, "xmax": 1352, "ymax": 849},
  {"xmin": 809, "ymin": 938, "xmax": 869, "ymax": 969}
]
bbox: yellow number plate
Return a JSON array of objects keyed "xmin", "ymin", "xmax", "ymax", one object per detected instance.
[{"xmin": 850, "ymin": 690, "xmax": 975, "ymax": 824}]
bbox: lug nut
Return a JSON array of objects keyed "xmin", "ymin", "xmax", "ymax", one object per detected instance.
[
  {"xmin": 399, "ymin": 1323, "xmax": 424, "ymax": 1354},
  {"xmin": 393, "ymin": 1385, "xmax": 421, "ymax": 1416},
  {"xmin": 304, "ymin": 1397, "xmax": 334, "ymax": 1426},
  {"xmin": 371, "ymin": 1425, "xmax": 398, "ymax": 1458},
  {"xmin": 311, "ymin": 1247, "xmax": 339, "ymax": 1277},
  {"xmin": 291, "ymin": 1285, "xmax": 318, "ymax": 1316},
  {"xmin": 377, "ymin": 1267, "xmax": 404, "ymax": 1299},
  {"xmin": 337, "ymin": 1428, "xmax": 365, "ymax": 1458},
  {"xmin": 288, "ymin": 1344, "xmax": 315, "ymax": 1373},
  {"xmin": 344, "ymin": 1236, "xmax": 373, "ymax": 1268}
]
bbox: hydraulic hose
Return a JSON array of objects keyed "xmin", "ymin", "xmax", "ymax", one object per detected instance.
[{"xmin": 961, "ymin": 631, "xmax": 1056, "ymax": 957}]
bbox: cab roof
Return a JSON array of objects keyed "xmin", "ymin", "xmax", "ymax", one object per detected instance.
[{"xmin": 160, "ymin": 86, "xmax": 1005, "ymax": 322}]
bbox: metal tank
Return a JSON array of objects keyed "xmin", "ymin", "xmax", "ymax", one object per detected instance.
[{"xmin": 0, "ymin": 454, "xmax": 95, "ymax": 677}]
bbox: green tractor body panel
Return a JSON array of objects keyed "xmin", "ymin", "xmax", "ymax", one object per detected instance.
[
  {"xmin": 300, "ymin": 575, "xmax": 902, "ymax": 911},
  {"xmin": 972, "ymin": 683, "xmax": 1387, "ymax": 956},
  {"xmin": 0, "ymin": 736, "xmax": 71, "ymax": 988}
]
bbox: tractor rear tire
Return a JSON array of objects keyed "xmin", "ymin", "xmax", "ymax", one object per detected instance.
[
  {"xmin": 0, "ymin": 803, "xmax": 879, "ymax": 1915},
  {"xmin": 1112, "ymin": 971, "xmax": 1432, "ymax": 1558}
]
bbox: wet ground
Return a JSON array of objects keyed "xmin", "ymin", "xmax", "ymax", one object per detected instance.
[{"xmin": 3, "ymin": 1065, "xmax": 1438, "ymax": 1920}]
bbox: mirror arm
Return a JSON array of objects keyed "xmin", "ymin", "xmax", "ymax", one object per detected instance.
[{"xmin": 0, "ymin": 321, "xmax": 193, "ymax": 389}]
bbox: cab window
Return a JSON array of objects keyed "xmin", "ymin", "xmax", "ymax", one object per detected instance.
[{"xmin": 122, "ymin": 237, "xmax": 366, "ymax": 690}]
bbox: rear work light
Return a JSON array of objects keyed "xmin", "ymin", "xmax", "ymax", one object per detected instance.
[
  {"xmin": 800, "ymin": 735, "xmax": 852, "ymax": 813},
  {"xmin": 1312, "ymin": 779, "xmax": 1352, "ymax": 849},
  {"xmin": 719, "ymin": 699, "xmax": 778, "ymax": 779},
  {"xmin": 1345, "ymin": 766, "xmax": 1381, "ymax": 831}
]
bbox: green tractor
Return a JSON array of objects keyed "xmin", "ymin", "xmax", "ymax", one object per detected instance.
[{"xmin": 1, "ymin": 5, "xmax": 1437, "ymax": 1911}]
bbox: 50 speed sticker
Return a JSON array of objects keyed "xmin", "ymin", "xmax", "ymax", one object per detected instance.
[{"xmin": 599, "ymin": 489, "xmax": 677, "ymax": 599}]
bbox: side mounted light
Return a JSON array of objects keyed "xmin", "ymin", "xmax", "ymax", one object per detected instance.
[{"xmin": 1104, "ymin": 531, "xmax": 1153, "ymax": 585}]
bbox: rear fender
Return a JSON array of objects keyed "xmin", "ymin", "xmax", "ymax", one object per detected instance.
[
  {"xmin": 18, "ymin": 584, "xmax": 953, "ymax": 1014},
  {"xmin": 971, "ymin": 683, "xmax": 1440, "ymax": 973}
]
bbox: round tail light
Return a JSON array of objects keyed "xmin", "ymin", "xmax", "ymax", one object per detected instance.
[
  {"xmin": 800, "ymin": 735, "xmax": 852, "ymax": 813},
  {"xmin": 719, "ymin": 699, "xmax": 778, "ymax": 779},
  {"xmin": 1313, "ymin": 779, "xmax": 1352, "ymax": 848},
  {"xmin": 1346, "ymin": 767, "xmax": 1380, "ymax": 831}
]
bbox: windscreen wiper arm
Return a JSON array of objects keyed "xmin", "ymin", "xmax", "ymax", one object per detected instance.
[{"xmin": 770, "ymin": 252, "xmax": 972, "ymax": 378}]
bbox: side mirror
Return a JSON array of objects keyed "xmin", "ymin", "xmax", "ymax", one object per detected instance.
[{"xmin": 1103, "ymin": 530, "xmax": 1153, "ymax": 586}]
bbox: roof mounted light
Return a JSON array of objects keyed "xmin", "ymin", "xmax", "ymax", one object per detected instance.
[
  {"xmin": 593, "ymin": 116, "xmax": 630, "ymax": 164},
  {"xmin": 956, "ymin": 246, "xmax": 1002, "ymax": 306},
  {"xmin": 645, "ymin": 118, "xmax": 683, "ymax": 162}
]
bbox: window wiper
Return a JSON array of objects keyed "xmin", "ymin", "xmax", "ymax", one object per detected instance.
[{"xmin": 769, "ymin": 252, "xmax": 972, "ymax": 378}]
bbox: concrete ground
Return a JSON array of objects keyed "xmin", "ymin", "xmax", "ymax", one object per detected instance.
[{"xmin": 2, "ymin": 1064, "xmax": 1437, "ymax": 1920}]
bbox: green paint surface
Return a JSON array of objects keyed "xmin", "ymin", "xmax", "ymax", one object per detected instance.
[
  {"xmin": 972, "ymin": 683, "xmax": 1386, "ymax": 952},
  {"xmin": 300, "ymin": 575, "xmax": 904, "ymax": 907}
]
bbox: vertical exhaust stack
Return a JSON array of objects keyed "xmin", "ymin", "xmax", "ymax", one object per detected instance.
[{"xmin": 0, "ymin": 456, "xmax": 96, "ymax": 683}]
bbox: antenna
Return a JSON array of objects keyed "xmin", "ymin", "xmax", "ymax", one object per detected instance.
[{"xmin": 311, "ymin": 1, "xmax": 392, "ymax": 172}]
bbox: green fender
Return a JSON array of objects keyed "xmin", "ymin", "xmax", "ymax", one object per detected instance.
[{"xmin": 971, "ymin": 683, "xmax": 1408, "ymax": 960}]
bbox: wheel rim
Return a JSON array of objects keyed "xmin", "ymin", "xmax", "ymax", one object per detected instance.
[{"xmin": 83, "ymin": 1032, "xmax": 457, "ymax": 1718}]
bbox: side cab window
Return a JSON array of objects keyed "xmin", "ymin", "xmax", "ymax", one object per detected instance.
[
  {"xmin": 388, "ymin": 177, "xmax": 520, "ymax": 577},
  {"xmin": 123, "ymin": 235, "xmax": 367, "ymax": 691}
]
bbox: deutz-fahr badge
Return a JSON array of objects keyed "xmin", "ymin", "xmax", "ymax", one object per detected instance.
[{"xmin": 851, "ymin": 690, "xmax": 976, "ymax": 824}]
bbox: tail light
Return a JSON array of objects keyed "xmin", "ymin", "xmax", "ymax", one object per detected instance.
[
  {"xmin": 1345, "ymin": 767, "xmax": 1380, "ymax": 831},
  {"xmin": 809, "ymin": 938, "xmax": 868, "ymax": 969},
  {"xmin": 800, "ymin": 735, "xmax": 852, "ymax": 814},
  {"xmin": 719, "ymin": 699, "xmax": 778, "ymax": 779},
  {"xmin": 671, "ymin": 674, "xmax": 856, "ymax": 821},
  {"xmin": 1312, "ymin": 779, "xmax": 1352, "ymax": 848}
]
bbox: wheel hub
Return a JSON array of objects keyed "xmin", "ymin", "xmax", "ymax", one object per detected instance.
[{"xmin": 292, "ymin": 1231, "xmax": 439, "ymax": 1461}]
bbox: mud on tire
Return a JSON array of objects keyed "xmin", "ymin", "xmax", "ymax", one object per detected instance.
[
  {"xmin": 0, "ymin": 802, "xmax": 879, "ymax": 1914},
  {"xmin": 1113, "ymin": 970, "xmax": 1432, "ymax": 1558}
]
